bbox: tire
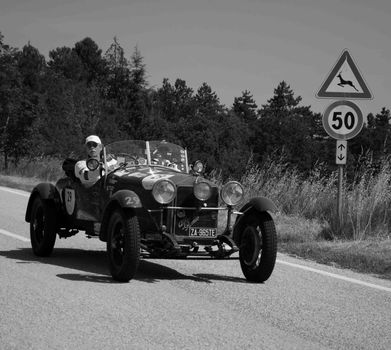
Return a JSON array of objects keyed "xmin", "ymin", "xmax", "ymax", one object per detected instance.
[
  {"xmin": 239, "ymin": 212, "xmax": 277, "ymax": 283},
  {"xmin": 30, "ymin": 196, "xmax": 57, "ymax": 257},
  {"xmin": 106, "ymin": 208, "xmax": 140, "ymax": 282}
]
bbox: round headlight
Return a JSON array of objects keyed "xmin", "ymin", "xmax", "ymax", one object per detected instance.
[
  {"xmin": 194, "ymin": 181, "xmax": 212, "ymax": 201},
  {"xmin": 221, "ymin": 181, "xmax": 244, "ymax": 206},
  {"xmin": 193, "ymin": 161, "xmax": 204, "ymax": 173},
  {"xmin": 86, "ymin": 158, "xmax": 100, "ymax": 171},
  {"xmin": 152, "ymin": 179, "xmax": 176, "ymax": 204}
]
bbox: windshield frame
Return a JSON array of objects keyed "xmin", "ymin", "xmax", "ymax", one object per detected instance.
[{"xmin": 103, "ymin": 140, "xmax": 189, "ymax": 174}]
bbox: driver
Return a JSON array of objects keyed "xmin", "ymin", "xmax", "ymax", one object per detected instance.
[{"xmin": 75, "ymin": 135, "xmax": 117, "ymax": 187}]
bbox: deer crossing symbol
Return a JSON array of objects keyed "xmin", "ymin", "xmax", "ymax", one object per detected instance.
[{"xmin": 336, "ymin": 72, "xmax": 359, "ymax": 91}]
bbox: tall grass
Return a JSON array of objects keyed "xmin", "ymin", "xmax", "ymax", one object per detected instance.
[
  {"xmin": 2, "ymin": 154, "xmax": 391, "ymax": 240},
  {"xmin": 239, "ymin": 155, "xmax": 391, "ymax": 240},
  {"xmin": 344, "ymin": 162, "xmax": 391, "ymax": 240},
  {"xmin": 0, "ymin": 156, "xmax": 63, "ymax": 182}
]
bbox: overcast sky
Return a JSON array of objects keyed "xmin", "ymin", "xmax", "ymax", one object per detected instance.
[{"xmin": 1, "ymin": 0, "xmax": 390, "ymax": 117}]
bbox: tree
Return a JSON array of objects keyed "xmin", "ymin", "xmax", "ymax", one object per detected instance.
[
  {"xmin": 175, "ymin": 83, "xmax": 224, "ymax": 169},
  {"xmin": 216, "ymin": 111, "xmax": 251, "ymax": 178},
  {"xmin": 232, "ymin": 90, "xmax": 258, "ymax": 156},
  {"xmin": 0, "ymin": 33, "xmax": 23, "ymax": 168},
  {"xmin": 48, "ymin": 46, "xmax": 84, "ymax": 81},
  {"xmin": 121, "ymin": 46, "xmax": 149, "ymax": 137},
  {"xmin": 104, "ymin": 37, "xmax": 130, "ymax": 106},
  {"xmin": 233, "ymin": 90, "xmax": 258, "ymax": 123},
  {"xmin": 253, "ymin": 81, "xmax": 323, "ymax": 172},
  {"xmin": 155, "ymin": 78, "xmax": 195, "ymax": 124},
  {"xmin": 195, "ymin": 82, "xmax": 223, "ymax": 116},
  {"xmin": 16, "ymin": 43, "xmax": 46, "ymax": 90},
  {"xmin": 74, "ymin": 37, "xmax": 107, "ymax": 84}
]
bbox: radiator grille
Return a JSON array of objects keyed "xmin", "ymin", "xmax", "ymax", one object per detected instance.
[{"xmin": 169, "ymin": 186, "xmax": 218, "ymax": 237}]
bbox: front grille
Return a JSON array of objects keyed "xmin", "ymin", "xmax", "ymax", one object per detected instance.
[{"xmin": 168, "ymin": 186, "xmax": 218, "ymax": 238}]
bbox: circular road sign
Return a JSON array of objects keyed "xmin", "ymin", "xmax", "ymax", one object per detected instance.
[{"xmin": 322, "ymin": 100, "xmax": 363, "ymax": 140}]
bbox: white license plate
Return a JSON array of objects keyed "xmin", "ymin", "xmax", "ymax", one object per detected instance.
[{"xmin": 189, "ymin": 227, "xmax": 217, "ymax": 237}]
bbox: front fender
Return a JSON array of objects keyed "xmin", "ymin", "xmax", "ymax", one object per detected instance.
[
  {"xmin": 232, "ymin": 197, "xmax": 278, "ymax": 244},
  {"xmin": 109, "ymin": 190, "xmax": 142, "ymax": 209},
  {"xmin": 25, "ymin": 183, "xmax": 59, "ymax": 222},
  {"xmin": 99, "ymin": 190, "xmax": 142, "ymax": 241},
  {"xmin": 240, "ymin": 197, "xmax": 278, "ymax": 214}
]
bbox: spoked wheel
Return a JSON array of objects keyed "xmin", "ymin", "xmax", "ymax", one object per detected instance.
[
  {"xmin": 239, "ymin": 212, "xmax": 277, "ymax": 283},
  {"xmin": 107, "ymin": 208, "xmax": 140, "ymax": 282},
  {"xmin": 30, "ymin": 196, "xmax": 57, "ymax": 256}
]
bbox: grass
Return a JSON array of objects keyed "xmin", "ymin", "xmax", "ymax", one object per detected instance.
[
  {"xmin": 1, "ymin": 155, "xmax": 391, "ymax": 280},
  {"xmin": 275, "ymin": 214, "xmax": 391, "ymax": 280}
]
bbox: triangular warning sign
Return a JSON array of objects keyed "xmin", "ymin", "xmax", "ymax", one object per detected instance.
[{"xmin": 316, "ymin": 49, "xmax": 372, "ymax": 99}]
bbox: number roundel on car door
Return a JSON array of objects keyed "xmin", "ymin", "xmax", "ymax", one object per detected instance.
[{"xmin": 64, "ymin": 188, "xmax": 76, "ymax": 215}]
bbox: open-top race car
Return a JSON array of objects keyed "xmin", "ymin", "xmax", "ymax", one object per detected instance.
[{"xmin": 25, "ymin": 140, "xmax": 278, "ymax": 282}]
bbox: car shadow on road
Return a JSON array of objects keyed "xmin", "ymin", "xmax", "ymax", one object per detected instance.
[
  {"xmin": 0, "ymin": 247, "xmax": 114, "ymax": 283},
  {"xmin": 0, "ymin": 248, "xmax": 248, "ymax": 284}
]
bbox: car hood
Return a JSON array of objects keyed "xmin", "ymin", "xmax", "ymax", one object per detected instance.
[{"xmin": 107, "ymin": 166, "xmax": 216, "ymax": 191}]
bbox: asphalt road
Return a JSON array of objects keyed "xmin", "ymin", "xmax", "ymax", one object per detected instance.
[{"xmin": 1, "ymin": 186, "xmax": 390, "ymax": 350}]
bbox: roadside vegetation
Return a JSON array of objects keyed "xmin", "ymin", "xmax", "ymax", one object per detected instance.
[{"xmin": 1, "ymin": 155, "xmax": 390, "ymax": 280}]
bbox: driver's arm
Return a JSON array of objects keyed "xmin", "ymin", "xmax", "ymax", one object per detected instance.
[
  {"xmin": 105, "ymin": 154, "xmax": 118, "ymax": 171},
  {"xmin": 74, "ymin": 160, "xmax": 100, "ymax": 187}
]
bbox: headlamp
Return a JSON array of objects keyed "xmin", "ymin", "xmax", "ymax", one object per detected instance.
[
  {"xmin": 86, "ymin": 158, "xmax": 100, "ymax": 171},
  {"xmin": 152, "ymin": 179, "xmax": 177, "ymax": 204},
  {"xmin": 193, "ymin": 181, "xmax": 212, "ymax": 201},
  {"xmin": 221, "ymin": 181, "xmax": 244, "ymax": 206},
  {"xmin": 193, "ymin": 161, "xmax": 204, "ymax": 173}
]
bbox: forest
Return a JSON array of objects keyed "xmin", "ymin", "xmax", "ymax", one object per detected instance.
[{"xmin": 1, "ymin": 32, "xmax": 390, "ymax": 180}]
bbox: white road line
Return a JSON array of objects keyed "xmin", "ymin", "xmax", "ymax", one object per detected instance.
[
  {"xmin": 0, "ymin": 186, "xmax": 30, "ymax": 197},
  {"xmin": 277, "ymin": 259, "xmax": 391, "ymax": 293},
  {"xmin": 0, "ymin": 228, "xmax": 30, "ymax": 242}
]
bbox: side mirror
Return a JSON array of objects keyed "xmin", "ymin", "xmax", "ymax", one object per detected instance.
[{"xmin": 86, "ymin": 158, "xmax": 100, "ymax": 171}]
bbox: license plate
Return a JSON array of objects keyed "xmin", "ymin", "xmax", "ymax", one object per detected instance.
[{"xmin": 189, "ymin": 227, "xmax": 217, "ymax": 238}]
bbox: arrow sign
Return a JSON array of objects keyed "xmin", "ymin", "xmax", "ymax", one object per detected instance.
[
  {"xmin": 338, "ymin": 143, "xmax": 346, "ymax": 151},
  {"xmin": 336, "ymin": 140, "xmax": 347, "ymax": 165},
  {"xmin": 317, "ymin": 49, "xmax": 373, "ymax": 99}
]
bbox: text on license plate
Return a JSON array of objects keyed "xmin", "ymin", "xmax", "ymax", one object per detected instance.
[{"xmin": 189, "ymin": 227, "xmax": 217, "ymax": 237}]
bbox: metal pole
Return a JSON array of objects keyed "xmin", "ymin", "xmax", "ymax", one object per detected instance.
[{"xmin": 337, "ymin": 165, "xmax": 343, "ymax": 230}]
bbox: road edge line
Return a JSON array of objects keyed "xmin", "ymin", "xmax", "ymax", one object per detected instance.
[
  {"xmin": 276, "ymin": 258, "xmax": 391, "ymax": 293},
  {"xmin": 0, "ymin": 228, "xmax": 30, "ymax": 242}
]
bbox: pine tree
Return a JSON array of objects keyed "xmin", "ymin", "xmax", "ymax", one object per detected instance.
[
  {"xmin": 122, "ymin": 46, "xmax": 149, "ymax": 137},
  {"xmin": 104, "ymin": 37, "xmax": 130, "ymax": 106},
  {"xmin": 254, "ymin": 81, "xmax": 323, "ymax": 172}
]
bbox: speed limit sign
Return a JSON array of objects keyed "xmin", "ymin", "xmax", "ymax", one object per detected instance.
[{"xmin": 322, "ymin": 100, "xmax": 363, "ymax": 140}]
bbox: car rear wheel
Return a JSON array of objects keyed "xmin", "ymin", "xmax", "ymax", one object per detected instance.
[
  {"xmin": 30, "ymin": 196, "xmax": 57, "ymax": 256},
  {"xmin": 239, "ymin": 212, "xmax": 277, "ymax": 283},
  {"xmin": 107, "ymin": 208, "xmax": 140, "ymax": 282}
]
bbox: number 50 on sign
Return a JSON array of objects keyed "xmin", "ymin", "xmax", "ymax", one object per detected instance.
[{"xmin": 322, "ymin": 100, "xmax": 363, "ymax": 140}]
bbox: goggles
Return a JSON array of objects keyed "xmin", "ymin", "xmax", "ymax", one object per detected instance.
[{"xmin": 86, "ymin": 141, "xmax": 99, "ymax": 148}]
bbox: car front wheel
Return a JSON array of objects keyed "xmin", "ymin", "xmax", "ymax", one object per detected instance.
[
  {"xmin": 30, "ymin": 196, "xmax": 57, "ymax": 256},
  {"xmin": 106, "ymin": 208, "xmax": 140, "ymax": 282},
  {"xmin": 239, "ymin": 212, "xmax": 277, "ymax": 283}
]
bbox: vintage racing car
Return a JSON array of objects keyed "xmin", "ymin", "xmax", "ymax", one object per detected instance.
[{"xmin": 25, "ymin": 140, "xmax": 278, "ymax": 282}]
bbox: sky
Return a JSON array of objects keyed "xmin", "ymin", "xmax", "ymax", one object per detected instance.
[{"xmin": 1, "ymin": 0, "xmax": 390, "ymax": 117}]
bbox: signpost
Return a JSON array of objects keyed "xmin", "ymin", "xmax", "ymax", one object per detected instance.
[{"xmin": 316, "ymin": 49, "xmax": 372, "ymax": 230}]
